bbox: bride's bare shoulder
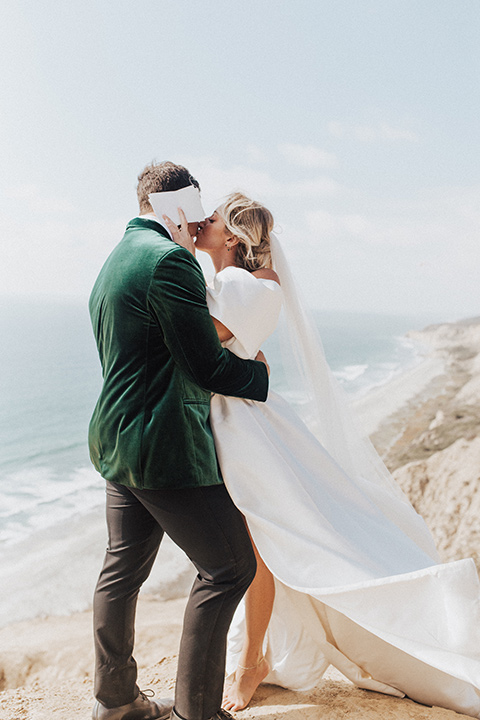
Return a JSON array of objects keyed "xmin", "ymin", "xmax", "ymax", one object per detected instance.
[{"xmin": 251, "ymin": 268, "xmax": 281, "ymax": 285}]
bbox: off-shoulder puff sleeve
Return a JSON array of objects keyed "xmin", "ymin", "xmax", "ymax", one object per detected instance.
[{"xmin": 206, "ymin": 266, "xmax": 283, "ymax": 359}]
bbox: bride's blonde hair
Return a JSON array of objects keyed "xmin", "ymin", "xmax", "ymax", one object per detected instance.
[{"xmin": 217, "ymin": 192, "xmax": 274, "ymax": 271}]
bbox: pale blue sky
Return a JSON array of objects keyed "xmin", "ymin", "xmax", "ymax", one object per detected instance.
[{"xmin": 1, "ymin": 0, "xmax": 479, "ymax": 317}]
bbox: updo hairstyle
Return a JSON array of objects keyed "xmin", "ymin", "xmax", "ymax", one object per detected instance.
[{"xmin": 217, "ymin": 192, "xmax": 274, "ymax": 271}]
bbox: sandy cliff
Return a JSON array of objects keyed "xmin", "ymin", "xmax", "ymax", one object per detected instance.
[{"xmin": 385, "ymin": 318, "xmax": 480, "ymax": 569}]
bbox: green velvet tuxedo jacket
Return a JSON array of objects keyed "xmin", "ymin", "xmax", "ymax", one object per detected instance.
[{"xmin": 88, "ymin": 217, "xmax": 268, "ymax": 489}]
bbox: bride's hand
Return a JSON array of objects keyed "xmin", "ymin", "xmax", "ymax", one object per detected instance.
[
  {"xmin": 162, "ymin": 208, "xmax": 195, "ymax": 256},
  {"xmin": 255, "ymin": 350, "xmax": 270, "ymax": 376}
]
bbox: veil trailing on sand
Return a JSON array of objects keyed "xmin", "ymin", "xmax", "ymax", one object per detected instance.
[{"xmin": 269, "ymin": 234, "xmax": 421, "ymax": 506}]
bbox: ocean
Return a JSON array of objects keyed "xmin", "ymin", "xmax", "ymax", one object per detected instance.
[{"xmin": 0, "ymin": 296, "xmax": 437, "ymax": 626}]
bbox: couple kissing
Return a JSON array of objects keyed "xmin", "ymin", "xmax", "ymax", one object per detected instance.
[{"xmin": 88, "ymin": 161, "xmax": 480, "ymax": 720}]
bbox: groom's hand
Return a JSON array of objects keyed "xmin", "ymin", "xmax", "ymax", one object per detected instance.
[
  {"xmin": 255, "ymin": 350, "xmax": 270, "ymax": 376},
  {"xmin": 163, "ymin": 208, "xmax": 196, "ymax": 256}
]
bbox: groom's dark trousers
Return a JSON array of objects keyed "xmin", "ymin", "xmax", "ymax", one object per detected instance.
[
  {"xmin": 88, "ymin": 217, "xmax": 268, "ymax": 720},
  {"xmin": 94, "ymin": 481, "xmax": 255, "ymax": 720}
]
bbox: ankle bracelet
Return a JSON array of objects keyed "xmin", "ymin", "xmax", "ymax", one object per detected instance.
[{"xmin": 237, "ymin": 657, "xmax": 265, "ymax": 671}]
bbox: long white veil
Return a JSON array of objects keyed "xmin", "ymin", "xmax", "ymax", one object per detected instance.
[{"xmin": 269, "ymin": 234, "xmax": 415, "ymax": 505}]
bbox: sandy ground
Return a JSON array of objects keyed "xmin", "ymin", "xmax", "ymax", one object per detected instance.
[
  {"xmin": 0, "ymin": 598, "xmax": 471, "ymax": 720},
  {"xmin": 1, "ymin": 316, "xmax": 480, "ymax": 720}
]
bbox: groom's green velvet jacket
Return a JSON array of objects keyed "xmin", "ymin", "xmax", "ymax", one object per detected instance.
[{"xmin": 88, "ymin": 217, "xmax": 268, "ymax": 489}]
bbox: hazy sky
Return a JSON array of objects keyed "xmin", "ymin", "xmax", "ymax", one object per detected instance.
[{"xmin": 1, "ymin": 0, "xmax": 479, "ymax": 318}]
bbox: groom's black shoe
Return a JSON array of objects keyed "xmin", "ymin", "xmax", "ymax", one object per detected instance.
[
  {"xmin": 93, "ymin": 691, "xmax": 174, "ymax": 720},
  {"xmin": 170, "ymin": 710, "xmax": 234, "ymax": 720}
]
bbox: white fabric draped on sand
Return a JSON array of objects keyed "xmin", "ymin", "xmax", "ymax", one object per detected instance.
[{"xmin": 206, "ymin": 263, "xmax": 480, "ymax": 718}]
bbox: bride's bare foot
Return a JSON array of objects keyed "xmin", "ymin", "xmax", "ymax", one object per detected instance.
[{"xmin": 222, "ymin": 657, "xmax": 270, "ymax": 711}]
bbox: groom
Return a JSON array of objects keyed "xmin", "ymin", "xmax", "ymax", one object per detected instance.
[{"xmin": 88, "ymin": 161, "xmax": 269, "ymax": 720}]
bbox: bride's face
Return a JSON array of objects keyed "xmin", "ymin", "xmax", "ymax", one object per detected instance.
[{"xmin": 195, "ymin": 210, "xmax": 230, "ymax": 253}]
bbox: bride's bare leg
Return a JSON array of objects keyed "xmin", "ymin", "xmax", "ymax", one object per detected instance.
[{"xmin": 222, "ymin": 527, "xmax": 275, "ymax": 711}]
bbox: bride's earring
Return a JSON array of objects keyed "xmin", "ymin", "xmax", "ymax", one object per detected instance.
[{"xmin": 225, "ymin": 243, "xmax": 231, "ymax": 252}]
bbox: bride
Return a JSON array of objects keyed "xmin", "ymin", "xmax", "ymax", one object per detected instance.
[{"xmin": 162, "ymin": 194, "xmax": 480, "ymax": 719}]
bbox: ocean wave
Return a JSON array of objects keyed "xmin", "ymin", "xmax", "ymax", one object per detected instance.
[
  {"xmin": 334, "ymin": 364, "xmax": 369, "ymax": 383},
  {"xmin": 0, "ymin": 465, "xmax": 104, "ymax": 545},
  {"xmin": 0, "ymin": 439, "xmax": 88, "ymax": 468},
  {"xmin": 396, "ymin": 335, "xmax": 417, "ymax": 349}
]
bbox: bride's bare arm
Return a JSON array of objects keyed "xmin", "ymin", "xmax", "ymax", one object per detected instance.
[
  {"xmin": 213, "ymin": 319, "xmax": 268, "ymax": 373},
  {"xmin": 213, "ymin": 320, "xmax": 269, "ymax": 374},
  {"xmin": 212, "ymin": 317, "xmax": 233, "ymax": 342}
]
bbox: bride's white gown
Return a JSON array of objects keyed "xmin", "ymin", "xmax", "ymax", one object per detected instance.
[{"xmin": 206, "ymin": 266, "xmax": 480, "ymax": 718}]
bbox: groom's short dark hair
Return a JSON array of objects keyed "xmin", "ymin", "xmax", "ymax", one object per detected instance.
[{"xmin": 137, "ymin": 161, "xmax": 200, "ymax": 213}]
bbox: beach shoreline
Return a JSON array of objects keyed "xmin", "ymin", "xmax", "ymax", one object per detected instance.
[
  {"xmin": 353, "ymin": 352, "xmax": 446, "ymax": 439},
  {"xmin": 1, "ymin": 316, "xmax": 480, "ymax": 720}
]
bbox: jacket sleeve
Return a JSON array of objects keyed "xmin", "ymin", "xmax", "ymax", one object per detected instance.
[{"xmin": 147, "ymin": 246, "xmax": 269, "ymax": 401}]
